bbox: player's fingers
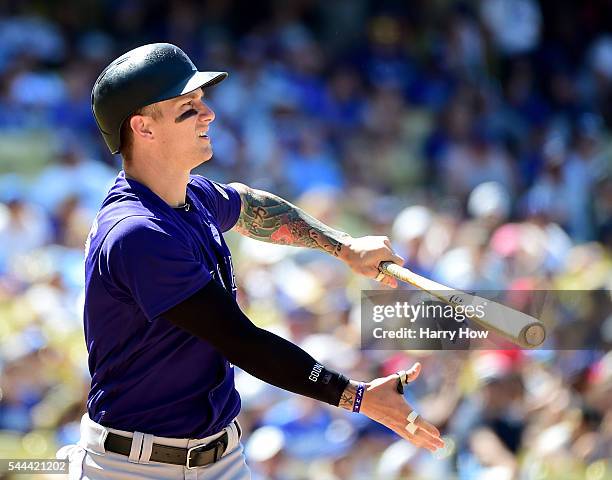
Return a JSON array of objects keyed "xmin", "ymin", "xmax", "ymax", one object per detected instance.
[
  {"xmin": 413, "ymin": 425, "xmax": 445, "ymax": 449},
  {"xmin": 415, "ymin": 416, "xmax": 442, "ymax": 439},
  {"xmin": 390, "ymin": 251, "xmax": 405, "ymax": 266},
  {"xmin": 400, "ymin": 406, "xmax": 443, "ymax": 445},
  {"xmin": 371, "ymin": 267, "xmax": 394, "ymax": 288},
  {"xmin": 392, "ymin": 424, "xmax": 428, "ymax": 449},
  {"xmin": 410, "ymin": 436, "xmax": 438, "ymax": 452},
  {"xmin": 370, "ymin": 266, "xmax": 385, "ymax": 280},
  {"xmin": 404, "ymin": 362, "xmax": 421, "ymax": 383},
  {"xmin": 399, "ymin": 405, "xmax": 443, "ymax": 446},
  {"xmin": 383, "ymin": 238, "xmax": 405, "ymax": 266},
  {"xmin": 394, "ymin": 424, "xmax": 439, "ymax": 452},
  {"xmin": 396, "ymin": 362, "xmax": 421, "ymax": 386},
  {"xmin": 400, "ymin": 413, "xmax": 443, "ymax": 448},
  {"xmin": 381, "ymin": 275, "xmax": 397, "ymax": 288}
]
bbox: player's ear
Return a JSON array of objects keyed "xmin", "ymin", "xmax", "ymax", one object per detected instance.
[{"xmin": 129, "ymin": 115, "xmax": 154, "ymax": 141}]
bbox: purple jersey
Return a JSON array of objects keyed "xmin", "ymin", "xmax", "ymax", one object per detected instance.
[{"xmin": 83, "ymin": 171, "xmax": 241, "ymax": 438}]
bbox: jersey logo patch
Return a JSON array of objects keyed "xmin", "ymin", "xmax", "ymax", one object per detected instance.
[{"xmin": 211, "ymin": 181, "xmax": 229, "ymax": 200}]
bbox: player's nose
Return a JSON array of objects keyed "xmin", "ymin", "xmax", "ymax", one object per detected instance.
[{"xmin": 197, "ymin": 100, "xmax": 215, "ymax": 123}]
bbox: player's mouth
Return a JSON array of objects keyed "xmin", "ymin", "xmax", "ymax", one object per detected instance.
[{"xmin": 197, "ymin": 131, "xmax": 210, "ymax": 140}]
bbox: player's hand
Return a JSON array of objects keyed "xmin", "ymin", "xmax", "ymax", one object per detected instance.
[
  {"xmin": 340, "ymin": 235, "xmax": 404, "ymax": 288},
  {"xmin": 360, "ymin": 363, "xmax": 445, "ymax": 452}
]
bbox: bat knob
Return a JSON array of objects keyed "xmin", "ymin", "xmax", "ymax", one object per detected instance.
[{"xmin": 524, "ymin": 324, "xmax": 546, "ymax": 347}]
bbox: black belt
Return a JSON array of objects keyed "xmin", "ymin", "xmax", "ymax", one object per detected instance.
[{"xmin": 105, "ymin": 422, "xmax": 239, "ymax": 469}]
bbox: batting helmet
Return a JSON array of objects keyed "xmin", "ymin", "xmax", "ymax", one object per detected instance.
[{"xmin": 91, "ymin": 43, "xmax": 228, "ymax": 154}]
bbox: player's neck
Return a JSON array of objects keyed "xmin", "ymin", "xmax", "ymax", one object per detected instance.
[{"xmin": 124, "ymin": 158, "xmax": 190, "ymax": 208}]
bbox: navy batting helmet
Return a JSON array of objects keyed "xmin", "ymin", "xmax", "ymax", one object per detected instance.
[{"xmin": 92, "ymin": 43, "xmax": 227, "ymax": 154}]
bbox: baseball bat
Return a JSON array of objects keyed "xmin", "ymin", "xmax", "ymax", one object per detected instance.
[{"xmin": 379, "ymin": 262, "xmax": 546, "ymax": 348}]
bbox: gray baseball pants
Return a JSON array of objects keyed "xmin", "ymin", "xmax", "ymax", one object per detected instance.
[{"xmin": 57, "ymin": 413, "xmax": 250, "ymax": 479}]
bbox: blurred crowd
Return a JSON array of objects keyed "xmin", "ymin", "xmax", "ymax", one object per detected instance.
[{"xmin": 0, "ymin": 0, "xmax": 611, "ymax": 479}]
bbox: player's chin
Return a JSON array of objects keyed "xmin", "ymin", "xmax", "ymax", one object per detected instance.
[
  {"xmin": 188, "ymin": 147, "xmax": 213, "ymax": 169},
  {"xmin": 199, "ymin": 145, "xmax": 214, "ymax": 162}
]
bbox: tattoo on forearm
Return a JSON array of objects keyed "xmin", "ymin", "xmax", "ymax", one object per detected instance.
[
  {"xmin": 338, "ymin": 382, "xmax": 357, "ymax": 411},
  {"xmin": 340, "ymin": 393, "xmax": 354, "ymax": 406},
  {"xmin": 235, "ymin": 188, "xmax": 349, "ymax": 256}
]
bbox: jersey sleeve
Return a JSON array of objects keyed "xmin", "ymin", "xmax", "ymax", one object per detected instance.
[
  {"xmin": 189, "ymin": 176, "xmax": 241, "ymax": 232},
  {"xmin": 100, "ymin": 217, "xmax": 212, "ymax": 320}
]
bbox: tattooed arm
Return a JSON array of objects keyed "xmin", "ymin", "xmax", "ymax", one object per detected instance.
[
  {"xmin": 229, "ymin": 183, "xmax": 405, "ymax": 286},
  {"xmin": 229, "ymin": 182, "xmax": 351, "ymax": 257}
]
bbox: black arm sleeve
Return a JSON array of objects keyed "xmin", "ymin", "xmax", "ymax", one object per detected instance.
[{"xmin": 162, "ymin": 280, "xmax": 350, "ymax": 406}]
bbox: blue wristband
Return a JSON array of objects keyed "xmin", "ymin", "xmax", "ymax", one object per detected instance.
[{"xmin": 352, "ymin": 383, "xmax": 366, "ymax": 413}]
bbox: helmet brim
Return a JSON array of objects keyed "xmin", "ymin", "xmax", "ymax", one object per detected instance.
[{"xmin": 163, "ymin": 70, "xmax": 228, "ymax": 101}]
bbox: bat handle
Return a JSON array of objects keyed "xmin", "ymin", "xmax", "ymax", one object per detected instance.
[
  {"xmin": 379, "ymin": 261, "xmax": 395, "ymax": 274},
  {"xmin": 379, "ymin": 261, "xmax": 414, "ymax": 285}
]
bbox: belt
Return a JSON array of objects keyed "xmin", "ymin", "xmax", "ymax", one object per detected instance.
[{"xmin": 104, "ymin": 422, "xmax": 240, "ymax": 469}]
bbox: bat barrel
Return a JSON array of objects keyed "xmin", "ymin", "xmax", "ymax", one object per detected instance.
[
  {"xmin": 378, "ymin": 262, "xmax": 547, "ymax": 349},
  {"xmin": 521, "ymin": 323, "xmax": 546, "ymax": 347}
]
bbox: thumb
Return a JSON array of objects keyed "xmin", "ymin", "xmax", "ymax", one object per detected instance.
[
  {"xmin": 395, "ymin": 362, "xmax": 422, "ymax": 394},
  {"xmin": 404, "ymin": 362, "xmax": 421, "ymax": 383}
]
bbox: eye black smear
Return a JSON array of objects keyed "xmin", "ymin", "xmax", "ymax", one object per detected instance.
[{"xmin": 175, "ymin": 109, "xmax": 197, "ymax": 123}]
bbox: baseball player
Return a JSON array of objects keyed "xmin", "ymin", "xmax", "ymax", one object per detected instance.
[{"xmin": 58, "ymin": 43, "xmax": 444, "ymax": 479}]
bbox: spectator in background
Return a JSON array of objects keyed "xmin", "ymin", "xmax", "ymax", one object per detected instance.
[
  {"xmin": 30, "ymin": 135, "xmax": 116, "ymax": 215},
  {"xmin": 0, "ymin": 199, "xmax": 52, "ymax": 274},
  {"xmin": 286, "ymin": 128, "xmax": 344, "ymax": 195},
  {"xmin": 583, "ymin": 35, "xmax": 612, "ymax": 128},
  {"xmin": 441, "ymin": 127, "xmax": 515, "ymax": 201},
  {"xmin": 480, "ymin": 0, "xmax": 542, "ymax": 56},
  {"xmin": 523, "ymin": 134, "xmax": 569, "ymax": 227},
  {"xmin": 564, "ymin": 114, "xmax": 606, "ymax": 242}
]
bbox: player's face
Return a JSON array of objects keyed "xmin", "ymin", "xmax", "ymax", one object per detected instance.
[{"xmin": 154, "ymin": 88, "xmax": 216, "ymax": 168}]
